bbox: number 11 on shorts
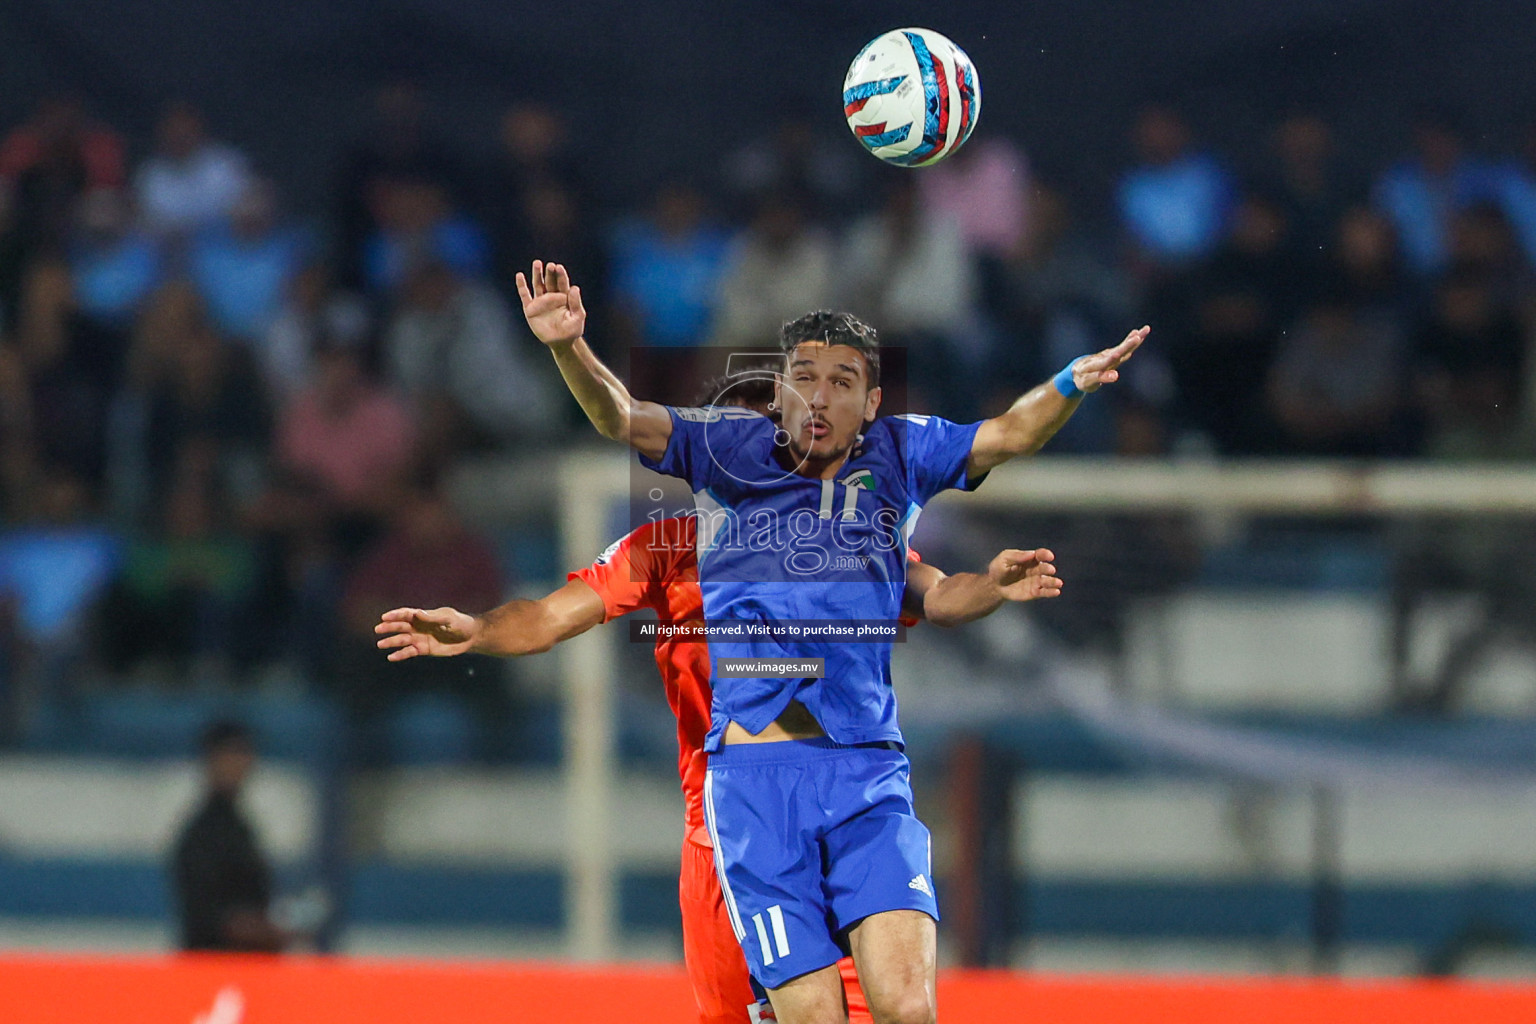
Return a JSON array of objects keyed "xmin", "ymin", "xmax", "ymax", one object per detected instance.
[{"xmin": 752, "ymin": 905, "xmax": 791, "ymax": 965}]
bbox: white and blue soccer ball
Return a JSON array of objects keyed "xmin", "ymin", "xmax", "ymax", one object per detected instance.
[{"xmin": 843, "ymin": 27, "xmax": 981, "ymax": 167}]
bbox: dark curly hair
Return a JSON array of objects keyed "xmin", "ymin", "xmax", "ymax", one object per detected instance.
[
  {"xmin": 778, "ymin": 310, "xmax": 880, "ymax": 389},
  {"xmin": 691, "ymin": 371, "xmax": 777, "ymax": 412}
]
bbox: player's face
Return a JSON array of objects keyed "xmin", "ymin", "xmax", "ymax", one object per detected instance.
[{"xmin": 778, "ymin": 342, "xmax": 881, "ymax": 466}]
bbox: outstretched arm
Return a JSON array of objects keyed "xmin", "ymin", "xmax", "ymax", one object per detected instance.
[
  {"xmin": 375, "ymin": 578, "xmax": 608, "ymax": 660},
  {"xmin": 968, "ymin": 326, "xmax": 1149, "ymax": 478},
  {"xmin": 516, "ymin": 260, "xmax": 674, "ymax": 461},
  {"xmin": 902, "ymin": 548, "xmax": 1063, "ymax": 628}
]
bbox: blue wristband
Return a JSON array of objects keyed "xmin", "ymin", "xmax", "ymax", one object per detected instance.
[{"xmin": 1053, "ymin": 358, "xmax": 1085, "ymax": 399}]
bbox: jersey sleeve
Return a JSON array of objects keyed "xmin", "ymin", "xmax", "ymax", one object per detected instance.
[
  {"xmin": 897, "ymin": 414, "xmax": 986, "ymax": 504},
  {"xmin": 568, "ymin": 524, "xmax": 669, "ymax": 622},
  {"xmin": 638, "ymin": 406, "xmax": 764, "ymax": 492}
]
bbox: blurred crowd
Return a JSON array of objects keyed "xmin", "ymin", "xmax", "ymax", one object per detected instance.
[{"xmin": 1, "ymin": 82, "xmax": 1535, "ymax": 737}]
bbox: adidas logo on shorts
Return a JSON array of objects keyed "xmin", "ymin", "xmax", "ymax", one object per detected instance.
[{"xmin": 908, "ymin": 874, "xmax": 933, "ymax": 898}]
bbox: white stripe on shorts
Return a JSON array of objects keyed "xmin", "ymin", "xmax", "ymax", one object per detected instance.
[{"xmin": 703, "ymin": 769, "xmax": 747, "ymax": 941}]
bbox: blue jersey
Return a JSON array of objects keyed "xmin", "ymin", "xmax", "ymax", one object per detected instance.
[{"xmin": 641, "ymin": 406, "xmax": 984, "ymax": 750}]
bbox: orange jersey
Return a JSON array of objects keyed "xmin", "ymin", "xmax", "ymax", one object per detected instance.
[
  {"xmin": 570, "ymin": 516, "xmax": 713, "ymax": 845},
  {"xmin": 570, "ymin": 517, "xmax": 922, "ymax": 849}
]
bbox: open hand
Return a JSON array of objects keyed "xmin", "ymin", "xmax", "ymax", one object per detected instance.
[
  {"xmin": 1073, "ymin": 326, "xmax": 1149, "ymax": 393},
  {"xmin": 374, "ymin": 607, "xmax": 480, "ymax": 661},
  {"xmin": 988, "ymin": 548, "xmax": 1063, "ymax": 602},
  {"xmin": 516, "ymin": 260, "xmax": 587, "ymax": 346}
]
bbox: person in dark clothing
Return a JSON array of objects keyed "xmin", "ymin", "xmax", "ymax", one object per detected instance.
[
  {"xmin": 170, "ymin": 720, "xmax": 288, "ymax": 952},
  {"xmin": 1165, "ymin": 193, "xmax": 1302, "ymax": 453},
  {"xmin": 333, "ymin": 81, "xmax": 467, "ymax": 292}
]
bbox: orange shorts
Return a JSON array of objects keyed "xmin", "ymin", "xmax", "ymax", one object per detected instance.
[{"xmin": 679, "ymin": 837, "xmax": 871, "ymax": 1024}]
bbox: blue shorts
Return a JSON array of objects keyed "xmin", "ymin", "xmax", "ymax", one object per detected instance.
[{"xmin": 703, "ymin": 738, "xmax": 939, "ymax": 990}]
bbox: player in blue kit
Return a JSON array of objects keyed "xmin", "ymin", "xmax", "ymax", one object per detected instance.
[{"xmin": 518, "ymin": 260, "xmax": 1145, "ymax": 1024}]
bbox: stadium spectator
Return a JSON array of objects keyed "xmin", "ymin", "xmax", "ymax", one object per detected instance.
[
  {"xmin": 917, "ymin": 134, "xmax": 1033, "ymax": 264},
  {"xmin": 1267, "ymin": 288, "xmax": 1410, "ymax": 456},
  {"xmin": 134, "ymin": 101, "xmax": 253, "ymax": 242},
  {"xmin": 1330, "ymin": 207, "xmax": 1413, "ymax": 325},
  {"xmin": 1444, "ymin": 203, "xmax": 1527, "ymax": 305},
  {"xmin": 1169, "ymin": 194, "xmax": 1300, "ymax": 453},
  {"xmin": 332, "ymin": 470, "xmax": 514, "ymax": 763},
  {"xmin": 1412, "ymin": 265, "xmax": 1528, "ymax": 458},
  {"xmin": 837, "ymin": 174, "xmax": 979, "ymax": 419},
  {"xmin": 608, "ymin": 180, "xmax": 729, "ymax": 350},
  {"xmin": 334, "ymin": 81, "xmax": 466, "ymax": 291},
  {"xmin": 709, "ymin": 188, "xmax": 834, "ymax": 349},
  {"xmin": 273, "ymin": 334, "xmax": 417, "ymax": 520},
  {"xmin": 140, "ymin": 302, "xmax": 269, "ymax": 507},
  {"xmin": 188, "ymin": 179, "xmax": 309, "ymax": 344},
  {"xmin": 6, "ymin": 258, "xmax": 116, "ymax": 488},
  {"xmin": 361, "ymin": 175, "xmax": 489, "ymax": 295},
  {"xmin": 720, "ymin": 101, "xmax": 866, "ymax": 224},
  {"xmin": 97, "ymin": 465, "xmax": 256, "ymax": 678},
  {"xmin": 69, "ymin": 188, "xmax": 163, "ymax": 333},
  {"xmin": 252, "ymin": 331, "xmax": 415, "ymax": 678},
  {"xmin": 105, "ymin": 281, "xmax": 207, "ymax": 523},
  {"xmin": 258, "ymin": 264, "xmax": 370, "ymax": 405},
  {"xmin": 504, "ymin": 177, "xmax": 612, "ymax": 361},
  {"xmin": 918, "ymin": 134, "xmax": 1034, "ymax": 348},
  {"xmin": 170, "ymin": 719, "xmax": 290, "ymax": 952},
  {"xmin": 1116, "ymin": 103, "xmax": 1235, "ymax": 270},
  {"xmin": 478, "ymin": 102, "xmax": 612, "ymax": 370},
  {"xmin": 492, "ymin": 102, "xmax": 579, "ymax": 191},
  {"xmin": 0, "ymin": 94, "xmax": 125, "ymax": 193},
  {"xmin": 0, "ymin": 95, "xmax": 127, "ymax": 285},
  {"xmin": 1263, "ymin": 113, "xmax": 1360, "ymax": 279},
  {"xmin": 381, "ymin": 259, "xmax": 558, "ymax": 449},
  {"xmin": 479, "ymin": 103, "xmax": 604, "ymax": 290},
  {"xmin": 993, "ymin": 185, "xmax": 1143, "ymax": 452},
  {"xmin": 0, "ymin": 465, "xmax": 120, "ymax": 738},
  {"xmin": 1372, "ymin": 108, "xmax": 1503, "ymax": 277}
]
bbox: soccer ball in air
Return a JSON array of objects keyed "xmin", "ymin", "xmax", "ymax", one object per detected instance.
[{"xmin": 842, "ymin": 27, "xmax": 980, "ymax": 167}]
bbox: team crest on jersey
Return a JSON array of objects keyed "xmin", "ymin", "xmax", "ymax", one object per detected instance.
[{"xmin": 840, "ymin": 469, "xmax": 876, "ymax": 491}]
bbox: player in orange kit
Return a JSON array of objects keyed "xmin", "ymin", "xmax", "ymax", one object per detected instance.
[{"xmin": 374, "ymin": 375, "xmax": 1063, "ymax": 1024}]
